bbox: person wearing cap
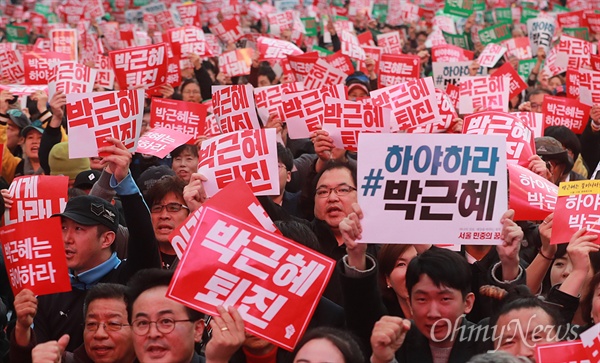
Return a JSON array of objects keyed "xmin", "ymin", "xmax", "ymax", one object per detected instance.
[
  {"xmin": 535, "ymin": 136, "xmax": 585, "ymax": 185},
  {"xmin": 1, "ymin": 118, "xmax": 45, "ymax": 183},
  {"xmin": 346, "ymin": 71, "xmax": 374, "ymax": 101},
  {"xmin": 73, "ymin": 169, "xmax": 102, "ymax": 194},
  {"xmin": 11, "ymin": 138, "xmax": 162, "ymax": 353}
]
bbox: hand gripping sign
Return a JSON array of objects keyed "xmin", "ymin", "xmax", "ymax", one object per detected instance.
[{"xmin": 4, "ymin": 175, "xmax": 68, "ymax": 225}]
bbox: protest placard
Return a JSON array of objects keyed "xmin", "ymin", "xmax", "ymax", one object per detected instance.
[
  {"xmin": 406, "ymin": 89, "xmax": 458, "ymax": 134},
  {"xmin": 340, "ymin": 30, "xmax": 365, "ymax": 60},
  {"xmin": 94, "ymin": 54, "xmax": 115, "ymax": 90},
  {"xmin": 0, "ymin": 49, "xmax": 24, "ymax": 83},
  {"xmin": 302, "ymin": 58, "xmax": 348, "ymax": 90},
  {"xmin": 358, "ymin": 46, "xmax": 382, "ymax": 74},
  {"xmin": 257, "ymin": 36, "xmax": 304, "ymax": 62},
  {"xmin": 376, "ymin": 31, "xmax": 403, "ymax": 54},
  {"xmin": 50, "ymin": 29, "xmax": 78, "ymax": 60},
  {"xmin": 442, "ymin": 31, "xmax": 470, "ymax": 49},
  {"xmin": 542, "ymin": 95, "xmax": 590, "ymax": 134},
  {"xmin": 580, "ymin": 323, "xmax": 600, "ymax": 363},
  {"xmin": 527, "ymin": 17, "xmax": 556, "ymax": 55},
  {"xmin": 325, "ymin": 52, "xmax": 355, "ymax": 76},
  {"xmin": 176, "ymin": 3, "xmax": 201, "ymax": 27},
  {"xmin": 557, "ymin": 10, "xmax": 585, "ymax": 29},
  {"xmin": 578, "ymin": 68, "xmax": 600, "ymax": 106},
  {"xmin": 432, "ymin": 61, "xmax": 487, "ymax": 88},
  {"xmin": 512, "ymin": 112, "xmax": 544, "ymax": 139},
  {"xmin": 48, "ymin": 61, "xmax": 97, "ymax": 98},
  {"xmin": 287, "ymin": 52, "xmax": 319, "ymax": 81},
  {"xmin": 281, "ymin": 85, "xmax": 346, "ymax": 139},
  {"xmin": 478, "ymin": 23, "xmax": 511, "ymax": 45},
  {"xmin": 553, "ymin": 34, "xmax": 592, "ymax": 70},
  {"xmin": 463, "ymin": 111, "xmax": 535, "ymax": 167},
  {"xmin": 459, "ymin": 76, "xmax": 510, "ymax": 114},
  {"xmin": 23, "ymin": 52, "xmax": 71, "ymax": 85},
  {"xmin": 218, "ymin": 48, "xmax": 253, "ymax": 77},
  {"xmin": 136, "ymin": 127, "xmax": 193, "ymax": 159},
  {"xmin": 378, "ymin": 54, "xmax": 420, "ymax": 88},
  {"xmin": 4, "ymin": 175, "xmax": 68, "ymax": 225},
  {"xmin": 430, "ymin": 45, "xmax": 474, "ymax": 62},
  {"xmin": 212, "ymin": 85, "xmax": 261, "ymax": 134},
  {"xmin": 490, "ymin": 63, "xmax": 528, "ymax": 100},
  {"xmin": 501, "ymin": 37, "xmax": 533, "ymax": 60},
  {"xmin": 477, "ymin": 43, "xmax": 507, "ymax": 68},
  {"xmin": 150, "ymin": 98, "xmax": 208, "ymax": 144},
  {"xmin": 167, "ymin": 206, "xmax": 335, "ymax": 350},
  {"xmin": 507, "ymin": 163, "xmax": 557, "ymax": 221},
  {"xmin": 371, "ymin": 77, "xmax": 441, "ymax": 132},
  {"xmin": 254, "ymin": 82, "xmax": 304, "ymax": 124},
  {"xmin": 0, "ymin": 218, "xmax": 71, "ymax": 296},
  {"xmin": 551, "ymin": 180, "xmax": 600, "ymax": 244},
  {"xmin": 197, "ymin": 129, "xmax": 279, "ymax": 196},
  {"xmin": 110, "ymin": 43, "xmax": 168, "ymax": 90},
  {"xmin": 357, "ymin": 133, "xmax": 507, "ymax": 244},
  {"xmin": 536, "ymin": 340, "xmax": 589, "ymax": 363},
  {"xmin": 321, "ymin": 96, "xmax": 391, "ymax": 151},
  {"xmin": 66, "ymin": 90, "xmax": 144, "ymax": 158},
  {"xmin": 168, "ymin": 26, "xmax": 209, "ymax": 66}
]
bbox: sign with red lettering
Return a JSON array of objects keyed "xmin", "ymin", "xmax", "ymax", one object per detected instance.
[
  {"xmin": 376, "ymin": 31, "xmax": 403, "ymax": 54},
  {"xmin": 257, "ymin": 36, "xmax": 303, "ymax": 62},
  {"xmin": 48, "ymin": 62, "xmax": 97, "ymax": 98},
  {"xmin": 0, "ymin": 218, "xmax": 71, "ymax": 296},
  {"xmin": 554, "ymin": 34, "xmax": 591, "ymax": 70},
  {"xmin": 551, "ymin": 180, "xmax": 600, "ymax": 244},
  {"xmin": 287, "ymin": 52, "xmax": 319, "ymax": 81},
  {"xmin": 136, "ymin": 127, "xmax": 193, "ymax": 159},
  {"xmin": 254, "ymin": 82, "xmax": 305, "ymax": 124},
  {"xmin": 198, "ymin": 129, "xmax": 279, "ymax": 196},
  {"xmin": 580, "ymin": 323, "xmax": 600, "ymax": 362},
  {"xmin": 0, "ymin": 49, "xmax": 24, "ymax": 83},
  {"xmin": 542, "ymin": 95, "xmax": 590, "ymax": 134},
  {"xmin": 512, "ymin": 112, "xmax": 544, "ymax": 139},
  {"xmin": 477, "ymin": 43, "xmax": 507, "ymax": 68},
  {"xmin": 490, "ymin": 63, "xmax": 528, "ymax": 100},
  {"xmin": 507, "ymin": 163, "xmax": 557, "ymax": 221},
  {"xmin": 66, "ymin": 90, "xmax": 144, "ymax": 157},
  {"xmin": 406, "ymin": 89, "xmax": 458, "ymax": 134},
  {"xmin": 94, "ymin": 54, "xmax": 115, "ymax": 90},
  {"xmin": 303, "ymin": 58, "xmax": 347, "ymax": 89},
  {"xmin": 212, "ymin": 85, "xmax": 260, "ymax": 134},
  {"xmin": 50, "ymin": 29, "xmax": 78, "ymax": 61},
  {"xmin": 150, "ymin": 98, "xmax": 209, "ymax": 144},
  {"xmin": 282, "ymin": 85, "xmax": 346, "ymax": 139},
  {"xmin": 218, "ymin": 48, "xmax": 253, "ymax": 77},
  {"xmin": 110, "ymin": 43, "xmax": 168, "ymax": 90},
  {"xmin": 209, "ymin": 18, "xmax": 244, "ymax": 44},
  {"xmin": 322, "ymin": 97, "xmax": 391, "ymax": 151},
  {"xmin": 340, "ymin": 30, "xmax": 366, "ymax": 60},
  {"xmin": 167, "ymin": 207, "xmax": 335, "ymax": 350},
  {"xmin": 536, "ymin": 340, "xmax": 589, "ymax": 363},
  {"xmin": 566, "ymin": 68, "xmax": 581, "ymax": 99},
  {"xmin": 325, "ymin": 51, "xmax": 355, "ymax": 76},
  {"xmin": 501, "ymin": 37, "xmax": 533, "ymax": 60},
  {"xmin": 4, "ymin": 176, "xmax": 68, "ymax": 225},
  {"xmin": 378, "ymin": 54, "xmax": 420, "ymax": 88},
  {"xmin": 459, "ymin": 76, "xmax": 510, "ymax": 114},
  {"xmin": 578, "ymin": 68, "xmax": 600, "ymax": 106},
  {"xmin": 267, "ymin": 10, "xmax": 294, "ymax": 36},
  {"xmin": 177, "ymin": 3, "xmax": 201, "ymax": 27},
  {"xmin": 371, "ymin": 77, "xmax": 441, "ymax": 132},
  {"xmin": 358, "ymin": 46, "xmax": 382, "ymax": 74},
  {"xmin": 463, "ymin": 111, "xmax": 535, "ymax": 167},
  {"xmin": 431, "ymin": 44, "xmax": 474, "ymax": 62},
  {"xmin": 168, "ymin": 26, "xmax": 209, "ymax": 69},
  {"xmin": 587, "ymin": 13, "xmax": 600, "ymax": 34},
  {"xmin": 23, "ymin": 52, "xmax": 71, "ymax": 85}
]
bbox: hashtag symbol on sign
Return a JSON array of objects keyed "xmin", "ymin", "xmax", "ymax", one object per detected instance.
[
  {"xmin": 436, "ymin": 74, "xmax": 444, "ymax": 85},
  {"xmin": 362, "ymin": 168, "xmax": 384, "ymax": 197}
]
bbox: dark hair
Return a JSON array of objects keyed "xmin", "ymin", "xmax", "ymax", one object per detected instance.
[
  {"xmin": 525, "ymin": 88, "xmax": 552, "ymax": 101},
  {"xmin": 83, "ymin": 283, "xmax": 128, "ymax": 318},
  {"xmin": 314, "ymin": 161, "xmax": 357, "ymax": 191},
  {"xmin": 544, "ymin": 126, "xmax": 582, "ymax": 161},
  {"xmin": 171, "ymin": 144, "xmax": 199, "ymax": 159},
  {"xmin": 275, "ymin": 220, "xmax": 321, "ymax": 253},
  {"xmin": 145, "ymin": 175, "xmax": 187, "ymax": 208},
  {"xmin": 292, "ymin": 327, "xmax": 364, "ymax": 363},
  {"xmin": 126, "ymin": 268, "xmax": 205, "ymax": 324},
  {"xmin": 406, "ymin": 247, "xmax": 472, "ymax": 299},
  {"xmin": 378, "ymin": 244, "xmax": 413, "ymax": 302},
  {"xmin": 580, "ymin": 271, "xmax": 600, "ymax": 326},
  {"xmin": 258, "ymin": 64, "xmax": 276, "ymax": 83},
  {"xmin": 180, "ymin": 79, "xmax": 201, "ymax": 95},
  {"xmin": 541, "ymin": 243, "xmax": 567, "ymax": 294},
  {"xmin": 277, "ymin": 143, "xmax": 293, "ymax": 171}
]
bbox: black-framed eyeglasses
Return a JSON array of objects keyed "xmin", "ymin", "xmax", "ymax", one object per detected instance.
[
  {"xmin": 131, "ymin": 318, "xmax": 193, "ymax": 335},
  {"xmin": 315, "ymin": 185, "xmax": 357, "ymax": 198},
  {"xmin": 150, "ymin": 202, "xmax": 189, "ymax": 213},
  {"xmin": 84, "ymin": 321, "xmax": 130, "ymax": 332}
]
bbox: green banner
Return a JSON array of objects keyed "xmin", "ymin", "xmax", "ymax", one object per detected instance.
[
  {"xmin": 495, "ymin": 8, "xmax": 512, "ymax": 23},
  {"xmin": 473, "ymin": 0, "xmax": 486, "ymax": 12},
  {"xmin": 34, "ymin": 3, "xmax": 51, "ymax": 17},
  {"xmin": 443, "ymin": 0, "xmax": 475, "ymax": 18},
  {"xmin": 372, "ymin": 3, "xmax": 388, "ymax": 24},
  {"xmin": 133, "ymin": 0, "xmax": 150, "ymax": 6},
  {"xmin": 312, "ymin": 46, "xmax": 334, "ymax": 57},
  {"xmin": 301, "ymin": 17, "xmax": 317, "ymax": 37},
  {"xmin": 552, "ymin": 4, "xmax": 570, "ymax": 13},
  {"xmin": 518, "ymin": 59, "xmax": 538, "ymax": 82},
  {"xmin": 6, "ymin": 24, "xmax": 28, "ymax": 44},
  {"xmin": 520, "ymin": 7, "xmax": 540, "ymax": 24},
  {"xmin": 484, "ymin": 10, "xmax": 494, "ymax": 23},
  {"xmin": 478, "ymin": 23, "xmax": 511, "ymax": 45},
  {"xmin": 563, "ymin": 27, "xmax": 589, "ymax": 41},
  {"xmin": 442, "ymin": 30, "xmax": 470, "ymax": 49}
]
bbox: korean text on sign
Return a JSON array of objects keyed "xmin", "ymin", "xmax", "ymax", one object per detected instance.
[
  {"xmin": 254, "ymin": 82, "xmax": 305, "ymax": 124},
  {"xmin": 551, "ymin": 180, "xmax": 600, "ymax": 245},
  {"xmin": 110, "ymin": 43, "xmax": 168, "ymax": 90},
  {"xmin": 507, "ymin": 163, "xmax": 557, "ymax": 221},
  {"xmin": 357, "ymin": 133, "xmax": 507, "ymax": 245},
  {"xmin": 150, "ymin": 98, "xmax": 208, "ymax": 143},
  {"xmin": 167, "ymin": 207, "xmax": 335, "ymax": 350},
  {"xmin": 4, "ymin": 175, "xmax": 68, "ymax": 226},
  {"xmin": 459, "ymin": 76, "xmax": 509, "ymax": 114},
  {"xmin": 136, "ymin": 127, "xmax": 193, "ymax": 159},
  {"xmin": 212, "ymin": 85, "xmax": 261, "ymax": 134},
  {"xmin": 48, "ymin": 62, "xmax": 97, "ymax": 98},
  {"xmin": 198, "ymin": 129, "xmax": 279, "ymax": 196}
]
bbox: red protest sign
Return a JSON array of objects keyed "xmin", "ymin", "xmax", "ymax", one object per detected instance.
[
  {"xmin": 4, "ymin": 176, "xmax": 68, "ymax": 225},
  {"xmin": 218, "ymin": 48, "xmax": 253, "ymax": 77},
  {"xmin": 167, "ymin": 207, "xmax": 335, "ymax": 350},
  {"xmin": 358, "ymin": 46, "xmax": 382, "ymax": 74},
  {"xmin": 48, "ymin": 61, "xmax": 97, "ymax": 98},
  {"xmin": 340, "ymin": 30, "xmax": 366, "ymax": 61},
  {"xmin": 287, "ymin": 52, "xmax": 319, "ymax": 81},
  {"xmin": 501, "ymin": 37, "xmax": 532, "ymax": 60},
  {"xmin": 536, "ymin": 340, "xmax": 589, "ymax": 363},
  {"xmin": 136, "ymin": 127, "xmax": 193, "ymax": 159},
  {"xmin": 378, "ymin": 54, "xmax": 420, "ymax": 88},
  {"xmin": 587, "ymin": 13, "xmax": 600, "ymax": 34},
  {"xmin": 50, "ymin": 29, "xmax": 78, "ymax": 61},
  {"xmin": 371, "ymin": 77, "xmax": 441, "ymax": 132},
  {"xmin": 430, "ymin": 44, "xmax": 474, "ymax": 62},
  {"xmin": 322, "ymin": 97, "xmax": 391, "ymax": 151},
  {"xmin": 303, "ymin": 58, "xmax": 348, "ymax": 89},
  {"xmin": 376, "ymin": 32, "xmax": 403, "ymax": 54},
  {"xmin": 490, "ymin": 62, "xmax": 528, "ymax": 100},
  {"xmin": 257, "ymin": 36, "xmax": 303, "ymax": 63},
  {"xmin": 542, "ymin": 95, "xmax": 590, "ymax": 134},
  {"xmin": 198, "ymin": 129, "xmax": 279, "ymax": 196},
  {"xmin": 325, "ymin": 51, "xmax": 355, "ymax": 76},
  {"xmin": 0, "ymin": 50, "xmax": 24, "ymax": 83},
  {"xmin": 1, "ymin": 218, "xmax": 71, "ymax": 296},
  {"xmin": 209, "ymin": 18, "xmax": 244, "ymax": 44},
  {"xmin": 357, "ymin": 31, "xmax": 375, "ymax": 46},
  {"xmin": 110, "ymin": 43, "xmax": 168, "ymax": 90},
  {"xmin": 557, "ymin": 10, "xmax": 585, "ymax": 29},
  {"xmin": 66, "ymin": 90, "xmax": 144, "ymax": 158},
  {"xmin": 212, "ymin": 85, "xmax": 261, "ymax": 134},
  {"xmin": 23, "ymin": 52, "xmax": 71, "ymax": 85},
  {"xmin": 507, "ymin": 163, "xmax": 557, "ymax": 221},
  {"xmin": 150, "ymin": 98, "xmax": 209, "ymax": 144},
  {"xmin": 446, "ymin": 83, "xmax": 459, "ymax": 110},
  {"xmin": 168, "ymin": 26, "xmax": 210, "ymax": 64},
  {"xmin": 551, "ymin": 180, "xmax": 600, "ymax": 245},
  {"xmin": 254, "ymin": 82, "xmax": 305, "ymax": 124},
  {"xmin": 477, "ymin": 43, "xmax": 507, "ymax": 68},
  {"xmin": 463, "ymin": 111, "xmax": 535, "ymax": 167},
  {"xmin": 591, "ymin": 54, "xmax": 600, "ymax": 71},
  {"xmin": 406, "ymin": 88, "xmax": 458, "ymax": 134}
]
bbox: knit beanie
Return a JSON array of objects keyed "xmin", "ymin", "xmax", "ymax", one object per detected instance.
[{"xmin": 49, "ymin": 142, "xmax": 91, "ymax": 180}]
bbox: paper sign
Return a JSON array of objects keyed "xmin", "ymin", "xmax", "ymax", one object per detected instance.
[
  {"xmin": 0, "ymin": 50, "xmax": 24, "ymax": 84},
  {"xmin": 459, "ymin": 76, "xmax": 510, "ymax": 114},
  {"xmin": 287, "ymin": 52, "xmax": 318, "ymax": 81},
  {"xmin": 23, "ymin": 52, "xmax": 71, "ymax": 85},
  {"xmin": 528, "ymin": 17, "xmax": 556, "ymax": 55},
  {"xmin": 209, "ymin": 18, "xmax": 244, "ymax": 44},
  {"xmin": 554, "ymin": 35, "xmax": 592, "ymax": 70},
  {"xmin": 168, "ymin": 26, "xmax": 209, "ymax": 65},
  {"xmin": 578, "ymin": 68, "xmax": 600, "ymax": 106},
  {"xmin": 254, "ymin": 82, "xmax": 305, "ymax": 124},
  {"xmin": 66, "ymin": 90, "xmax": 144, "ymax": 158},
  {"xmin": 357, "ymin": 133, "xmax": 507, "ymax": 245},
  {"xmin": 322, "ymin": 97, "xmax": 391, "ymax": 151},
  {"xmin": 478, "ymin": 23, "xmax": 512, "ymax": 45},
  {"xmin": 431, "ymin": 45, "xmax": 474, "ymax": 62},
  {"xmin": 110, "ymin": 43, "xmax": 168, "ymax": 90},
  {"xmin": 580, "ymin": 323, "xmax": 600, "ymax": 362},
  {"xmin": 512, "ymin": 112, "xmax": 544, "ymax": 139},
  {"xmin": 48, "ymin": 62, "xmax": 97, "ymax": 99},
  {"xmin": 218, "ymin": 48, "xmax": 253, "ymax": 77},
  {"xmin": 507, "ymin": 163, "xmax": 557, "ymax": 221},
  {"xmin": 177, "ymin": 3, "xmax": 201, "ymax": 27},
  {"xmin": 551, "ymin": 180, "xmax": 600, "ymax": 244},
  {"xmin": 302, "ymin": 58, "xmax": 348, "ymax": 90},
  {"xmin": 536, "ymin": 340, "xmax": 589, "ymax": 363},
  {"xmin": 376, "ymin": 31, "xmax": 403, "ymax": 54},
  {"xmin": 167, "ymin": 207, "xmax": 335, "ymax": 350},
  {"xmin": 340, "ymin": 30, "xmax": 366, "ymax": 60},
  {"xmin": 490, "ymin": 63, "xmax": 528, "ymax": 100},
  {"xmin": 258, "ymin": 36, "xmax": 304, "ymax": 62},
  {"xmin": 0, "ymin": 218, "xmax": 71, "ymax": 296},
  {"xmin": 378, "ymin": 54, "xmax": 421, "ymax": 89},
  {"xmin": 406, "ymin": 89, "xmax": 458, "ymax": 134},
  {"xmin": 358, "ymin": 46, "xmax": 382, "ymax": 74},
  {"xmin": 542, "ymin": 95, "xmax": 591, "ymax": 134},
  {"xmin": 501, "ymin": 37, "xmax": 533, "ymax": 60},
  {"xmin": 432, "ymin": 61, "xmax": 487, "ymax": 89},
  {"xmin": 4, "ymin": 176, "xmax": 68, "ymax": 225},
  {"xmin": 557, "ymin": 10, "xmax": 585, "ymax": 29},
  {"xmin": 325, "ymin": 52, "xmax": 355, "ymax": 76},
  {"xmin": 150, "ymin": 98, "xmax": 209, "ymax": 144},
  {"xmin": 50, "ymin": 29, "xmax": 78, "ymax": 61},
  {"xmin": 136, "ymin": 127, "xmax": 193, "ymax": 158},
  {"xmin": 212, "ymin": 85, "xmax": 261, "ymax": 134},
  {"xmin": 371, "ymin": 77, "xmax": 441, "ymax": 132},
  {"xmin": 198, "ymin": 129, "xmax": 279, "ymax": 196},
  {"xmin": 94, "ymin": 54, "xmax": 115, "ymax": 90},
  {"xmin": 477, "ymin": 43, "xmax": 507, "ymax": 68}
]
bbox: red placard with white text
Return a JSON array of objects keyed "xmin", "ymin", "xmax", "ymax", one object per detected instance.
[
  {"xmin": 378, "ymin": 54, "xmax": 420, "ymax": 88},
  {"xmin": 66, "ymin": 90, "xmax": 144, "ymax": 158},
  {"xmin": 0, "ymin": 218, "xmax": 71, "ymax": 296},
  {"xmin": 168, "ymin": 26, "xmax": 210, "ymax": 69},
  {"xmin": 500, "ymin": 37, "xmax": 532, "ymax": 60},
  {"xmin": 508, "ymin": 163, "xmax": 557, "ymax": 221},
  {"xmin": 406, "ymin": 89, "xmax": 458, "ymax": 134},
  {"xmin": 459, "ymin": 76, "xmax": 510, "ymax": 114},
  {"xmin": 376, "ymin": 31, "xmax": 402, "ymax": 54},
  {"xmin": 358, "ymin": 46, "xmax": 382, "ymax": 74},
  {"xmin": 209, "ymin": 18, "xmax": 244, "ymax": 44},
  {"xmin": 254, "ymin": 82, "xmax": 305, "ymax": 124},
  {"xmin": 198, "ymin": 129, "xmax": 279, "ymax": 196},
  {"xmin": 218, "ymin": 48, "xmax": 253, "ymax": 77},
  {"xmin": 257, "ymin": 36, "xmax": 304, "ymax": 63},
  {"xmin": 110, "ymin": 43, "xmax": 168, "ymax": 90},
  {"xmin": 48, "ymin": 62, "xmax": 97, "ymax": 98},
  {"xmin": 23, "ymin": 52, "xmax": 71, "ymax": 85},
  {"xmin": 357, "ymin": 31, "xmax": 375, "ymax": 46},
  {"xmin": 287, "ymin": 52, "xmax": 319, "ymax": 81},
  {"xmin": 50, "ymin": 29, "xmax": 78, "ymax": 61},
  {"xmin": 322, "ymin": 97, "xmax": 391, "ymax": 151},
  {"xmin": 551, "ymin": 180, "xmax": 600, "ymax": 244},
  {"xmin": 325, "ymin": 52, "xmax": 355, "ymax": 76},
  {"xmin": 371, "ymin": 77, "xmax": 441, "ymax": 132},
  {"xmin": 463, "ymin": 111, "xmax": 535, "ymax": 167},
  {"xmin": 490, "ymin": 63, "xmax": 528, "ymax": 100},
  {"xmin": 557, "ymin": 10, "xmax": 585, "ymax": 29},
  {"xmin": 167, "ymin": 206, "xmax": 335, "ymax": 350},
  {"xmin": 0, "ymin": 50, "xmax": 24, "ymax": 83},
  {"xmin": 212, "ymin": 85, "xmax": 261, "ymax": 134},
  {"xmin": 536, "ymin": 340, "xmax": 589, "ymax": 363},
  {"xmin": 303, "ymin": 58, "xmax": 348, "ymax": 90},
  {"xmin": 580, "ymin": 322, "xmax": 600, "ymax": 362},
  {"xmin": 4, "ymin": 176, "xmax": 68, "ymax": 226},
  {"xmin": 430, "ymin": 44, "xmax": 474, "ymax": 62},
  {"xmin": 136, "ymin": 127, "xmax": 193, "ymax": 158},
  {"xmin": 542, "ymin": 95, "xmax": 590, "ymax": 134},
  {"xmin": 150, "ymin": 98, "xmax": 209, "ymax": 144}
]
